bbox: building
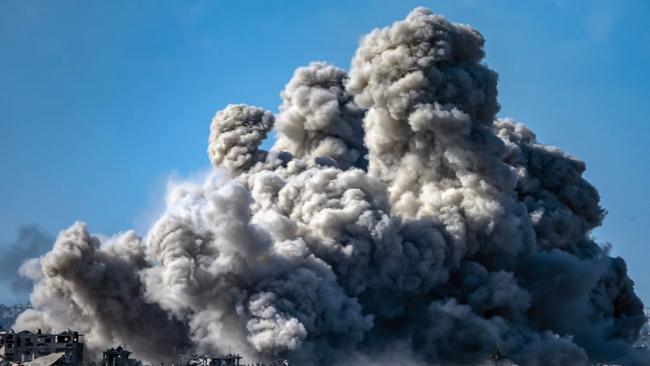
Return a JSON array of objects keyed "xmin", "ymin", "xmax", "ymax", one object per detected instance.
[
  {"xmin": 210, "ymin": 354, "xmax": 242, "ymax": 366},
  {"xmin": 187, "ymin": 354, "xmax": 242, "ymax": 366},
  {"xmin": 101, "ymin": 346, "xmax": 140, "ymax": 366},
  {"xmin": 0, "ymin": 330, "xmax": 83, "ymax": 366},
  {"xmin": 184, "ymin": 354, "xmax": 289, "ymax": 366}
]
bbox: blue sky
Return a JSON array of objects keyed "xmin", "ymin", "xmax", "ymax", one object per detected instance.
[{"xmin": 0, "ymin": 0, "xmax": 648, "ymax": 304}]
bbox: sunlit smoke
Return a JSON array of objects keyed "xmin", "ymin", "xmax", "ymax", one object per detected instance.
[{"xmin": 14, "ymin": 7, "xmax": 647, "ymax": 366}]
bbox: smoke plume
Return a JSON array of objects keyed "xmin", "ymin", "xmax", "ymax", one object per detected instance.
[
  {"xmin": 0, "ymin": 225, "xmax": 52, "ymax": 296},
  {"xmin": 14, "ymin": 7, "xmax": 647, "ymax": 366}
]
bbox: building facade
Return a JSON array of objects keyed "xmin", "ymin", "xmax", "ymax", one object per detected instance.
[
  {"xmin": 101, "ymin": 346, "xmax": 140, "ymax": 366},
  {"xmin": 0, "ymin": 330, "xmax": 83, "ymax": 366}
]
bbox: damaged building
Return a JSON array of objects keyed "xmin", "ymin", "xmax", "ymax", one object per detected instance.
[
  {"xmin": 100, "ymin": 346, "xmax": 141, "ymax": 366},
  {"xmin": 0, "ymin": 328, "xmax": 287, "ymax": 366},
  {"xmin": 187, "ymin": 354, "xmax": 239, "ymax": 366},
  {"xmin": 0, "ymin": 330, "xmax": 83, "ymax": 366},
  {"xmin": 185, "ymin": 354, "xmax": 288, "ymax": 366}
]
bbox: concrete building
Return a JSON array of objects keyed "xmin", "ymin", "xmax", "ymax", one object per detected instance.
[
  {"xmin": 184, "ymin": 354, "xmax": 289, "ymax": 366},
  {"xmin": 0, "ymin": 330, "xmax": 83, "ymax": 366},
  {"xmin": 101, "ymin": 346, "xmax": 140, "ymax": 366},
  {"xmin": 187, "ymin": 354, "xmax": 242, "ymax": 366}
]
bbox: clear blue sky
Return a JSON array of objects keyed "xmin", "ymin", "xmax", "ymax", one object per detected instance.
[{"xmin": 0, "ymin": 1, "xmax": 648, "ymax": 304}]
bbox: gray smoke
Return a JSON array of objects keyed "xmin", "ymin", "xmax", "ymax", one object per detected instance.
[
  {"xmin": 16, "ymin": 222, "xmax": 190, "ymax": 361},
  {"xmin": 273, "ymin": 62, "xmax": 367, "ymax": 170},
  {"xmin": 14, "ymin": 7, "xmax": 647, "ymax": 366},
  {"xmin": 0, "ymin": 225, "xmax": 52, "ymax": 296},
  {"xmin": 208, "ymin": 104, "xmax": 275, "ymax": 172}
]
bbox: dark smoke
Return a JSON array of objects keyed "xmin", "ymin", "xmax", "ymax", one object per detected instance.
[
  {"xmin": 14, "ymin": 7, "xmax": 648, "ymax": 366},
  {"xmin": 0, "ymin": 224, "xmax": 52, "ymax": 296}
]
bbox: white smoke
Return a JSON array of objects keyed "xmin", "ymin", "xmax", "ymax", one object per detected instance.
[{"xmin": 14, "ymin": 7, "xmax": 647, "ymax": 366}]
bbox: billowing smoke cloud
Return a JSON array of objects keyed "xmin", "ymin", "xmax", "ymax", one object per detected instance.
[
  {"xmin": 208, "ymin": 104, "xmax": 275, "ymax": 172},
  {"xmin": 14, "ymin": 7, "xmax": 648, "ymax": 366},
  {"xmin": 273, "ymin": 62, "xmax": 367, "ymax": 170},
  {"xmin": 0, "ymin": 225, "xmax": 52, "ymax": 296},
  {"xmin": 16, "ymin": 222, "xmax": 190, "ymax": 361}
]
